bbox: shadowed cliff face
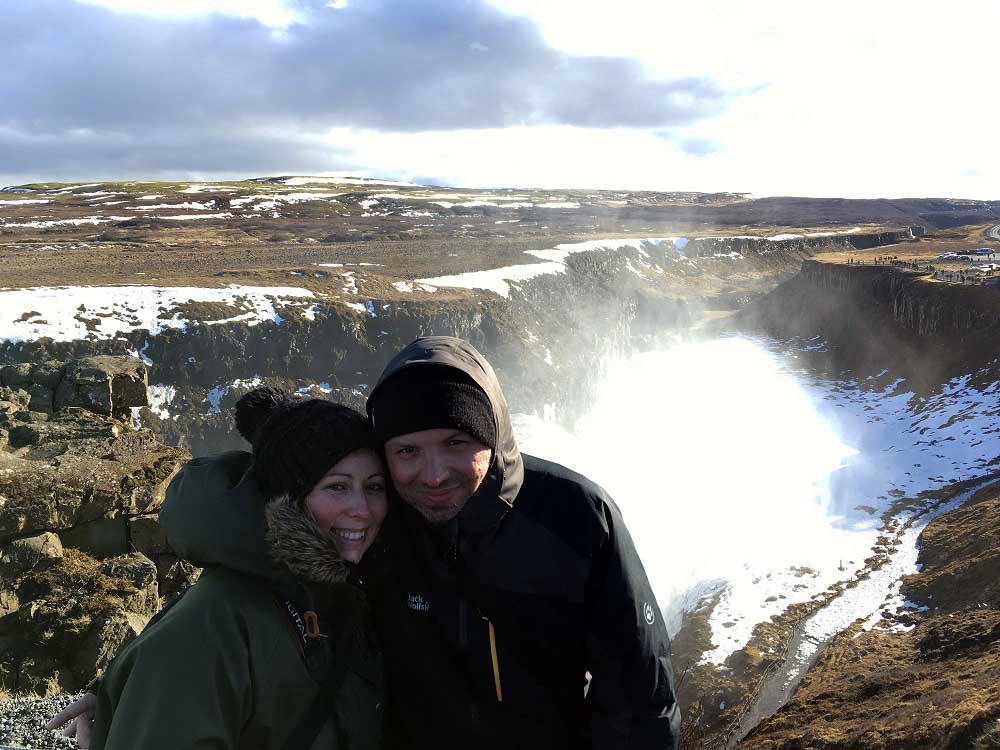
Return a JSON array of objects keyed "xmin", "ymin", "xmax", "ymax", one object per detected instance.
[{"xmin": 739, "ymin": 260, "xmax": 1000, "ymax": 392}]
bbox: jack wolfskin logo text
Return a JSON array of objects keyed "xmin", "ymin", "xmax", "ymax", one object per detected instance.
[{"xmin": 407, "ymin": 594, "xmax": 431, "ymax": 611}]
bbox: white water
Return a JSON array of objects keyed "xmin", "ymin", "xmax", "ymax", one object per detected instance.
[{"xmin": 511, "ymin": 335, "xmax": 1000, "ymax": 664}]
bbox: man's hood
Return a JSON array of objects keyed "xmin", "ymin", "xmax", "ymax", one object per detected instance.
[
  {"xmin": 160, "ymin": 451, "xmax": 349, "ymax": 587},
  {"xmin": 368, "ymin": 336, "xmax": 525, "ymax": 524}
]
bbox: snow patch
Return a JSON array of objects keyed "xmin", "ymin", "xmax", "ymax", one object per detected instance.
[
  {"xmin": 280, "ymin": 176, "xmax": 420, "ymax": 187},
  {"xmin": 0, "ymin": 285, "xmax": 314, "ymax": 343},
  {"xmin": 179, "ymin": 185, "xmax": 237, "ymax": 194},
  {"xmin": 417, "ymin": 237, "xmax": 677, "ymax": 298},
  {"xmin": 128, "ymin": 202, "xmax": 214, "ymax": 211},
  {"xmin": 1, "ymin": 216, "xmax": 131, "ymax": 228},
  {"xmin": 204, "ymin": 376, "xmax": 265, "ymax": 415},
  {"xmin": 147, "ymin": 384, "xmax": 176, "ymax": 420},
  {"xmin": 418, "ymin": 262, "xmax": 566, "ymax": 298},
  {"xmin": 156, "ymin": 213, "xmax": 233, "ymax": 221}
]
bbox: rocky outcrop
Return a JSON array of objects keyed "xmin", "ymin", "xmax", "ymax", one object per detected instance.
[
  {"xmin": 0, "ymin": 408, "xmax": 186, "ymax": 543},
  {"xmin": 0, "ymin": 549, "xmax": 160, "ymax": 695},
  {"xmin": 738, "ymin": 480, "xmax": 1000, "ymax": 750},
  {"xmin": 1, "ymin": 356, "xmax": 147, "ymax": 419},
  {"xmin": 0, "ymin": 357, "xmax": 191, "ymax": 695}
]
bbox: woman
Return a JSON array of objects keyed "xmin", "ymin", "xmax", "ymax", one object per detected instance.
[{"xmin": 53, "ymin": 387, "xmax": 388, "ymax": 750}]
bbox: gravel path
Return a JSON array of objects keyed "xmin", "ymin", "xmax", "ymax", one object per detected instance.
[{"xmin": 0, "ymin": 694, "xmax": 80, "ymax": 750}]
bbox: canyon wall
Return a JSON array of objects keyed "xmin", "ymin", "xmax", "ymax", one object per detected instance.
[
  {"xmin": 0, "ymin": 231, "xmax": 918, "ymax": 456},
  {"xmin": 742, "ymin": 260, "xmax": 1000, "ymax": 387},
  {"xmin": 1, "ymin": 236, "xmax": 839, "ymax": 454}
]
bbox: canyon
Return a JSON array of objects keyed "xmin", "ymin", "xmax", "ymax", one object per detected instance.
[{"xmin": 1, "ymin": 178, "xmax": 998, "ymax": 747}]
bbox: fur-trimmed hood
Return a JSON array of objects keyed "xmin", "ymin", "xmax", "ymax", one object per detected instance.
[
  {"xmin": 264, "ymin": 495, "xmax": 353, "ymax": 586},
  {"xmin": 161, "ymin": 451, "xmax": 356, "ymax": 589}
]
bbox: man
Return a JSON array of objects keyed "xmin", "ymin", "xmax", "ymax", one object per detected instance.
[
  {"xmin": 362, "ymin": 336, "xmax": 680, "ymax": 750},
  {"xmin": 49, "ymin": 336, "xmax": 680, "ymax": 750}
]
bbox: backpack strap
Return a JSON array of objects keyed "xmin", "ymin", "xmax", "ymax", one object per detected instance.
[{"xmin": 278, "ymin": 596, "xmax": 358, "ymax": 750}]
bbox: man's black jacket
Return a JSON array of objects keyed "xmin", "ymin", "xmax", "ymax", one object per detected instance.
[{"xmin": 365, "ymin": 337, "xmax": 681, "ymax": 750}]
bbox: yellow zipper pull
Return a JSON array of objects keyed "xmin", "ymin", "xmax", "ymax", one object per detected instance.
[{"xmin": 487, "ymin": 619, "xmax": 503, "ymax": 702}]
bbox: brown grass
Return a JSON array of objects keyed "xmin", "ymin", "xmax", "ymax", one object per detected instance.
[{"xmin": 18, "ymin": 548, "xmax": 139, "ymax": 619}]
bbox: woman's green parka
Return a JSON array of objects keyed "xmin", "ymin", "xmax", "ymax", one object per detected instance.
[{"xmin": 91, "ymin": 450, "xmax": 384, "ymax": 750}]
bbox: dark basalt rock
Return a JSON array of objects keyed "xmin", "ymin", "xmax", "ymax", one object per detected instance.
[
  {"xmin": 0, "ymin": 533, "xmax": 63, "ymax": 577},
  {"xmin": 0, "ymin": 358, "xmax": 193, "ymax": 695},
  {"xmin": 1, "ymin": 356, "xmax": 148, "ymax": 419},
  {"xmin": 54, "ymin": 356, "xmax": 148, "ymax": 419}
]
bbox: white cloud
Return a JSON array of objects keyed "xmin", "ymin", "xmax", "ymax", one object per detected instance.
[
  {"xmin": 317, "ymin": 125, "xmax": 719, "ymax": 191},
  {"xmin": 20, "ymin": 0, "xmax": 1000, "ymax": 198},
  {"xmin": 315, "ymin": 116, "xmax": 1000, "ymax": 199},
  {"xmin": 479, "ymin": 0, "xmax": 1000, "ymax": 198}
]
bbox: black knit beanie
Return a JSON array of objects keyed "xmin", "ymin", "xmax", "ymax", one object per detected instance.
[
  {"xmin": 235, "ymin": 386, "xmax": 376, "ymax": 504},
  {"xmin": 368, "ymin": 366, "xmax": 496, "ymax": 449}
]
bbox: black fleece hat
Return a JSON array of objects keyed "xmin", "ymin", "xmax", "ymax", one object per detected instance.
[
  {"xmin": 235, "ymin": 386, "xmax": 376, "ymax": 504},
  {"xmin": 368, "ymin": 365, "xmax": 497, "ymax": 449}
]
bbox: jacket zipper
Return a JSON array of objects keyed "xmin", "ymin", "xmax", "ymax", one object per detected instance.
[
  {"xmin": 452, "ymin": 537, "xmax": 502, "ymax": 704},
  {"xmin": 454, "ymin": 541, "xmax": 469, "ymax": 648}
]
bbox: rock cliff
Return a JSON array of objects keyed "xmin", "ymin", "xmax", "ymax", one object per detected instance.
[
  {"xmin": 0, "ymin": 357, "xmax": 191, "ymax": 694},
  {"xmin": 741, "ymin": 260, "xmax": 1000, "ymax": 387}
]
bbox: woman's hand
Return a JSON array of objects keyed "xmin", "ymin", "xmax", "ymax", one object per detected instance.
[{"xmin": 46, "ymin": 693, "xmax": 96, "ymax": 749}]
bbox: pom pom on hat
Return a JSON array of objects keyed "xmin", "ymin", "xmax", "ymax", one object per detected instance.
[{"xmin": 235, "ymin": 386, "xmax": 292, "ymax": 446}]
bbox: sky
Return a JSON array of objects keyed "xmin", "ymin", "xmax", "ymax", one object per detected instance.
[{"xmin": 2, "ymin": 0, "xmax": 998, "ymax": 198}]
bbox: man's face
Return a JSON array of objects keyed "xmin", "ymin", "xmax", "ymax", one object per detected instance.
[{"xmin": 384, "ymin": 428, "xmax": 492, "ymax": 524}]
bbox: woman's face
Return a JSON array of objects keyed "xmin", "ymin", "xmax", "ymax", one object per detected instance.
[{"xmin": 303, "ymin": 449, "xmax": 388, "ymax": 563}]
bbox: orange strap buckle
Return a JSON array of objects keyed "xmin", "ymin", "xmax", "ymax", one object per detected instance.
[{"xmin": 303, "ymin": 611, "xmax": 321, "ymax": 639}]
